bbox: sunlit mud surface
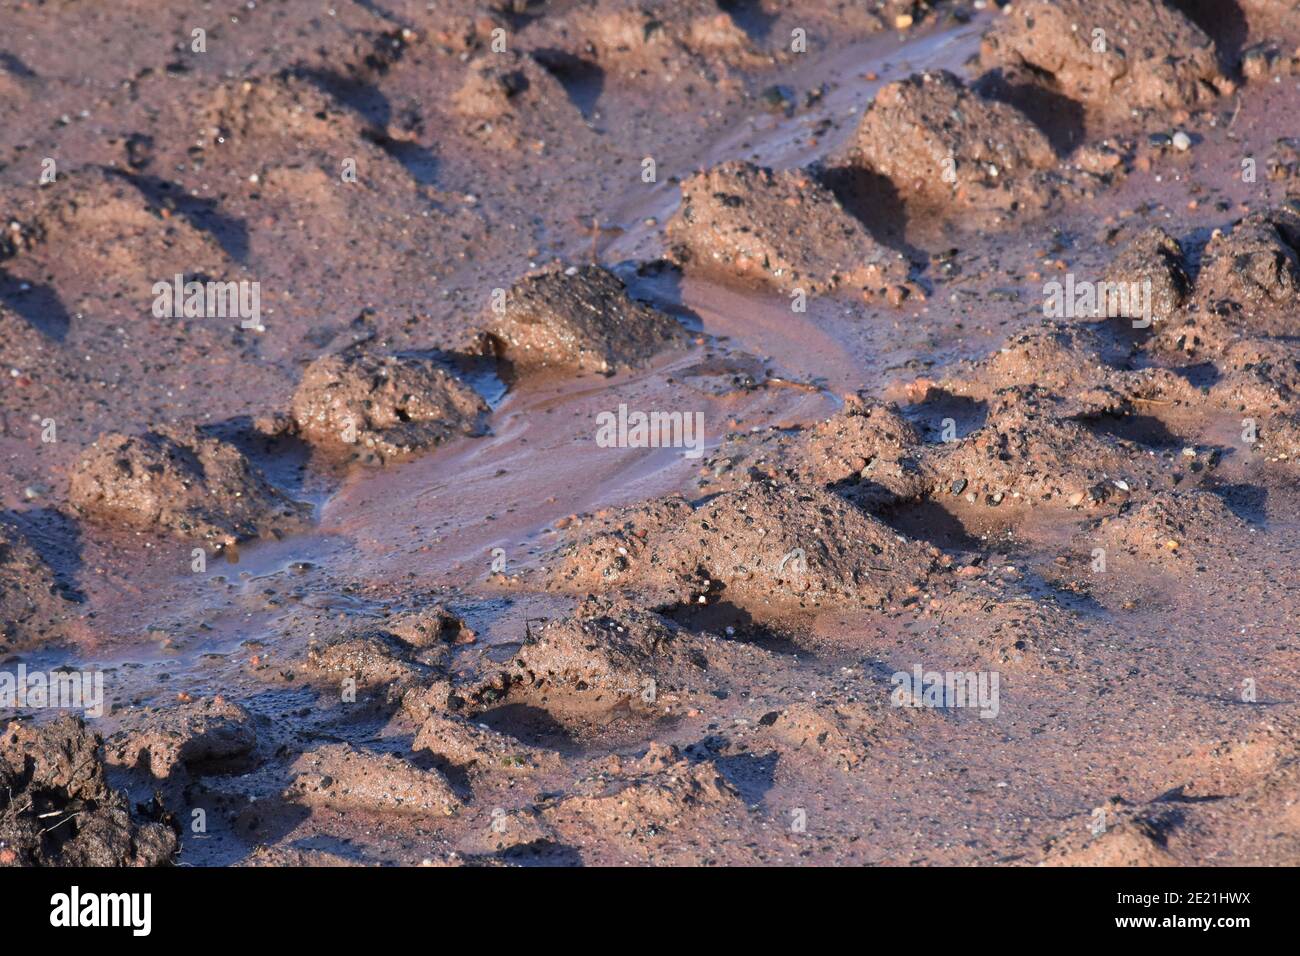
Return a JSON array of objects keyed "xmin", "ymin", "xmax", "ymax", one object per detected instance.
[{"xmin": 2, "ymin": 0, "xmax": 1299, "ymax": 866}]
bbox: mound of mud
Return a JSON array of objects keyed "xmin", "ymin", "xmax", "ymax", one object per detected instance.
[
  {"xmin": 454, "ymin": 49, "xmax": 559, "ymax": 114},
  {"xmin": 935, "ymin": 323, "xmax": 1195, "ymax": 417},
  {"xmin": 6, "ymin": 167, "xmax": 232, "ymax": 289},
  {"xmin": 423, "ymin": 7, "xmax": 508, "ymax": 56},
  {"xmin": 383, "ymin": 603, "xmax": 476, "ymax": 648},
  {"xmin": 799, "ymin": 396, "xmax": 930, "ymax": 507},
  {"xmin": 511, "ymin": 598, "xmax": 708, "ymax": 705},
  {"xmin": 304, "ymin": 606, "xmax": 484, "ymax": 713},
  {"xmin": 0, "ymin": 518, "xmax": 70, "ymax": 652},
  {"xmin": 1101, "ymin": 226, "xmax": 1191, "ymax": 324},
  {"xmin": 541, "ymin": 750, "xmax": 747, "ymax": 860},
  {"xmin": 924, "ymin": 397, "xmax": 1183, "ymax": 510},
  {"xmin": 0, "ymin": 717, "xmax": 177, "ymax": 866},
  {"xmin": 545, "ymin": 494, "xmax": 694, "ymax": 588},
  {"xmin": 665, "ymin": 160, "xmax": 909, "ymax": 296},
  {"xmin": 453, "ymin": 50, "xmax": 581, "ymax": 148},
  {"xmin": 980, "ymin": 0, "xmax": 1228, "ymax": 112},
  {"xmin": 291, "ymin": 349, "xmax": 489, "ymax": 462},
  {"xmin": 302, "ymin": 628, "xmax": 437, "ymax": 710},
  {"xmin": 1093, "ymin": 489, "xmax": 1251, "ymax": 564},
  {"xmin": 1196, "ymin": 204, "xmax": 1300, "ymax": 319},
  {"xmin": 287, "ymin": 743, "xmax": 460, "ymax": 816},
  {"xmin": 553, "ymin": 480, "xmax": 943, "ymax": 612},
  {"xmin": 107, "ymin": 697, "xmax": 258, "ymax": 779},
  {"xmin": 69, "ymin": 425, "xmax": 309, "ymax": 545},
  {"xmin": 412, "ymin": 712, "xmax": 562, "ymax": 776},
  {"xmin": 851, "ymin": 70, "xmax": 1056, "ymax": 211},
  {"xmin": 762, "ymin": 701, "xmax": 874, "ymax": 771},
  {"xmin": 1208, "ymin": 337, "xmax": 1300, "ymax": 414},
  {"xmin": 482, "ymin": 263, "xmax": 685, "ymax": 375},
  {"xmin": 533, "ymin": 0, "xmax": 762, "ymax": 85},
  {"xmin": 1041, "ymin": 795, "xmax": 1181, "ymax": 866},
  {"xmin": 204, "ymin": 73, "xmax": 373, "ymax": 156},
  {"xmin": 1255, "ymin": 411, "xmax": 1300, "ymax": 462}
]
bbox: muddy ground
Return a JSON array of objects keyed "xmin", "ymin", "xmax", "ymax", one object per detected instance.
[{"xmin": 1, "ymin": 0, "xmax": 1299, "ymax": 866}]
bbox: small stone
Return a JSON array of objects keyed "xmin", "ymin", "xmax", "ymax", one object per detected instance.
[
  {"xmin": 950, "ymin": 478, "xmax": 968, "ymax": 496},
  {"xmin": 1172, "ymin": 131, "xmax": 1191, "ymax": 152}
]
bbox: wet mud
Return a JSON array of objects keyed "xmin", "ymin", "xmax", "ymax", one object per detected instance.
[{"xmin": 2, "ymin": 0, "xmax": 1300, "ymax": 867}]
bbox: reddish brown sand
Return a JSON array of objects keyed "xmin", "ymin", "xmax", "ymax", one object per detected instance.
[{"xmin": 1, "ymin": 0, "xmax": 1299, "ymax": 867}]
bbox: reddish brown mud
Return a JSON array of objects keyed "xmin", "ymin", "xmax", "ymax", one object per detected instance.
[{"xmin": 2, "ymin": 0, "xmax": 1299, "ymax": 867}]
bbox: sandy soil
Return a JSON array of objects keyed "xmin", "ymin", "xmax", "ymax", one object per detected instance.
[{"xmin": 2, "ymin": 0, "xmax": 1299, "ymax": 866}]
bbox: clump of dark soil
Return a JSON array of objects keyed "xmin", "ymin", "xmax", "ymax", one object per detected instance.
[
  {"xmin": 850, "ymin": 70, "xmax": 1057, "ymax": 212},
  {"xmin": 291, "ymin": 349, "xmax": 489, "ymax": 462},
  {"xmin": 1102, "ymin": 226, "xmax": 1192, "ymax": 324},
  {"xmin": 665, "ymin": 160, "xmax": 911, "ymax": 296},
  {"xmin": 0, "ymin": 716, "xmax": 178, "ymax": 866},
  {"xmin": 481, "ymin": 263, "xmax": 686, "ymax": 375},
  {"xmin": 1196, "ymin": 204, "xmax": 1300, "ymax": 320},
  {"xmin": 0, "ymin": 518, "xmax": 70, "ymax": 652},
  {"xmin": 107, "ymin": 697, "xmax": 259, "ymax": 779},
  {"xmin": 979, "ymin": 0, "xmax": 1229, "ymax": 112},
  {"xmin": 69, "ymin": 425, "xmax": 310, "ymax": 545}
]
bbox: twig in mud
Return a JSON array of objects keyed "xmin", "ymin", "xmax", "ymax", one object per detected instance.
[
  {"xmin": 572, "ymin": 216, "xmax": 623, "ymax": 264},
  {"xmin": 38, "ymin": 812, "xmax": 81, "ymax": 837},
  {"xmin": 1228, "ymin": 97, "xmax": 1242, "ymax": 130}
]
